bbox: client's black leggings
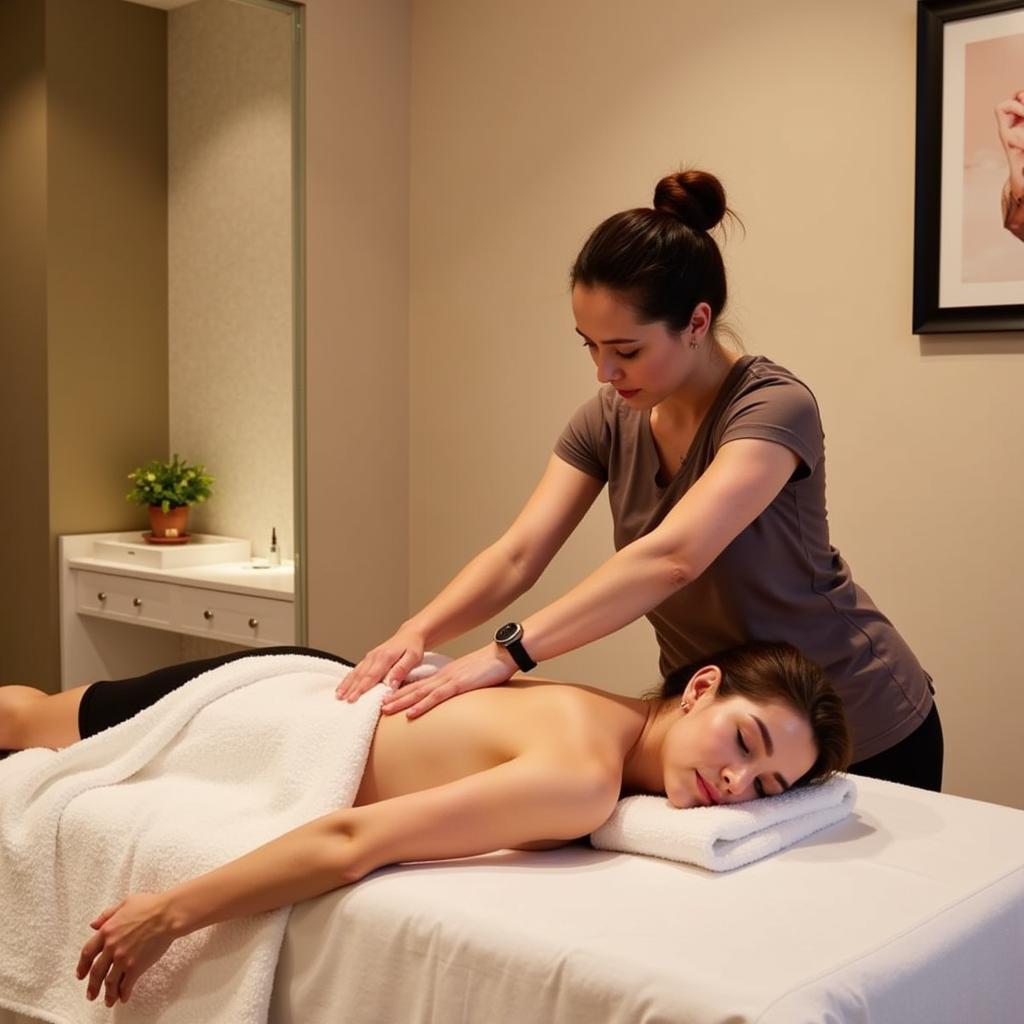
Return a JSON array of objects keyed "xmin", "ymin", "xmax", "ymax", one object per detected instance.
[
  {"xmin": 848, "ymin": 701, "xmax": 944, "ymax": 791},
  {"xmin": 77, "ymin": 647, "xmax": 353, "ymax": 741}
]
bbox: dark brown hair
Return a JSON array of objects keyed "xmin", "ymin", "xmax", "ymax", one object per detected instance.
[
  {"xmin": 658, "ymin": 641, "xmax": 852, "ymax": 787},
  {"xmin": 570, "ymin": 169, "xmax": 739, "ymax": 333}
]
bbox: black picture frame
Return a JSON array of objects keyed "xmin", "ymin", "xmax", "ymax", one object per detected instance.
[{"xmin": 913, "ymin": 0, "xmax": 1024, "ymax": 333}]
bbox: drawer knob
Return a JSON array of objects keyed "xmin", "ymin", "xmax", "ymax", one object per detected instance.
[
  {"xmin": 248, "ymin": 617, "xmax": 259, "ymax": 629},
  {"xmin": 204, "ymin": 609, "xmax": 214, "ymax": 620},
  {"xmin": 97, "ymin": 592, "xmax": 107, "ymax": 601},
  {"xmin": 133, "ymin": 597, "xmax": 143, "ymax": 608}
]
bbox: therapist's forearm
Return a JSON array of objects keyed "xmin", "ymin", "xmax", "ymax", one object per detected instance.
[
  {"xmin": 518, "ymin": 542, "xmax": 686, "ymax": 663},
  {"xmin": 404, "ymin": 541, "xmax": 537, "ymax": 648}
]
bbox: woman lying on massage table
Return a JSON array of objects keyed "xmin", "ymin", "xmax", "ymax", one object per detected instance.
[{"xmin": 0, "ymin": 641, "xmax": 849, "ymax": 1008}]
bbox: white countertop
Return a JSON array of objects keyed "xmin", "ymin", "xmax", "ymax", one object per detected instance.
[{"xmin": 68, "ymin": 555, "xmax": 295, "ymax": 601}]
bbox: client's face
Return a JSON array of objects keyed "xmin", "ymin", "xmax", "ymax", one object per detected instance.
[{"xmin": 660, "ymin": 671, "xmax": 817, "ymax": 809}]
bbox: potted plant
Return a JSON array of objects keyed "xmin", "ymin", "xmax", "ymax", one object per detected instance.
[{"xmin": 126, "ymin": 454, "xmax": 214, "ymax": 542}]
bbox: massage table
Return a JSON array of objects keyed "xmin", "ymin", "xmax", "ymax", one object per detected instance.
[
  {"xmin": 268, "ymin": 774, "xmax": 1024, "ymax": 1024},
  {"xmin": 3, "ymin": 775, "xmax": 1021, "ymax": 1022}
]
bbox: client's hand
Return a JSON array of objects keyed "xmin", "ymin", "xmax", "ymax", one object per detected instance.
[
  {"xmin": 380, "ymin": 645, "xmax": 516, "ymax": 719},
  {"xmin": 77, "ymin": 893, "xmax": 177, "ymax": 1007},
  {"xmin": 336, "ymin": 625, "xmax": 427, "ymax": 702}
]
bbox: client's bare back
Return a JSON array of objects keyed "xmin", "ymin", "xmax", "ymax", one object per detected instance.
[{"xmin": 355, "ymin": 680, "xmax": 645, "ymax": 806}]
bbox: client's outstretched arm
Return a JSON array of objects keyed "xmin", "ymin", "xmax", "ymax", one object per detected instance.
[{"xmin": 77, "ymin": 753, "xmax": 620, "ymax": 1007}]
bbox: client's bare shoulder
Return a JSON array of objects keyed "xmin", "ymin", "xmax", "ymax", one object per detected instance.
[
  {"xmin": 499, "ymin": 681, "xmax": 645, "ymax": 850},
  {"xmin": 505, "ymin": 678, "xmax": 645, "ymax": 764}
]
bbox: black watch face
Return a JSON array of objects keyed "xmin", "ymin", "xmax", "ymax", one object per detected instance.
[{"xmin": 495, "ymin": 622, "xmax": 522, "ymax": 645}]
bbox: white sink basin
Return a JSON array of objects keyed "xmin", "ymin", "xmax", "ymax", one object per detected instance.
[{"xmin": 92, "ymin": 532, "xmax": 252, "ymax": 570}]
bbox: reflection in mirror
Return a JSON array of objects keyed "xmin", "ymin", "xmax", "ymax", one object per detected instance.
[
  {"xmin": 122, "ymin": 0, "xmax": 306, "ymax": 659},
  {"xmin": 168, "ymin": 0, "xmax": 296, "ymax": 563}
]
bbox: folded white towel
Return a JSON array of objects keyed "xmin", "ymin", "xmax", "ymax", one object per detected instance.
[
  {"xmin": 0, "ymin": 654, "xmax": 384, "ymax": 1024},
  {"xmin": 591, "ymin": 775, "xmax": 857, "ymax": 872}
]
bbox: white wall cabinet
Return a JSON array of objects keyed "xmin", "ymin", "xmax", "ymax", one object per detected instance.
[{"xmin": 60, "ymin": 533, "xmax": 295, "ymax": 690}]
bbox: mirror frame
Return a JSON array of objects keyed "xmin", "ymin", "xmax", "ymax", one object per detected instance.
[{"xmin": 234, "ymin": 0, "xmax": 308, "ymax": 644}]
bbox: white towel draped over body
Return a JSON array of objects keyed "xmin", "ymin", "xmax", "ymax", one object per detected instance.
[
  {"xmin": 0, "ymin": 654, "xmax": 384, "ymax": 1024},
  {"xmin": 591, "ymin": 775, "xmax": 857, "ymax": 872}
]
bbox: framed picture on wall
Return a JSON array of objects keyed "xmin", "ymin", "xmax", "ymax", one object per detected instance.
[{"xmin": 913, "ymin": 0, "xmax": 1024, "ymax": 333}]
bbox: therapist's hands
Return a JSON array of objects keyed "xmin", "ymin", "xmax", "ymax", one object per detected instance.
[
  {"xmin": 336, "ymin": 624, "xmax": 427, "ymax": 702},
  {"xmin": 378, "ymin": 645, "xmax": 517, "ymax": 719}
]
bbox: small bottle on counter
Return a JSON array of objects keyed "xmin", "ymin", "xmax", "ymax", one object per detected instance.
[{"xmin": 269, "ymin": 527, "xmax": 281, "ymax": 566}]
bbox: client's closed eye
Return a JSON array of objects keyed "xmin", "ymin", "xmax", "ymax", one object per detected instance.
[{"xmin": 736, "ymin": 729, "xmax": 767, "ymax": 798}]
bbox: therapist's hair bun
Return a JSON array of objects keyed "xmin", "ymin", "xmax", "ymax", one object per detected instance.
[
  {"xmin": 653, "ymin": 169, "xmax": 728, "ymax": 233},
  {"xmin": 571, "ymin": 166, "xmax": 740, "ymax": 333}
]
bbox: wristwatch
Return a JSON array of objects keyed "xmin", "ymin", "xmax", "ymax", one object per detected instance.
[{"xmin": 494, "ymin": 621, "xmax": 537, "ymax": 672}]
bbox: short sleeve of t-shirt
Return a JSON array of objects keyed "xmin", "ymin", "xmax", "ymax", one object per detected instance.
[
  {"xmin": 553, "ymin": 389, "xmax": 611, "ymax": 482},
  {"xmin": 716, "ymin": 368, "xmax": 824, "ymax": 478}
]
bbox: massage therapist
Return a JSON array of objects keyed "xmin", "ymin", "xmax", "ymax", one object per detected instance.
[{"xmin": 338, "ymin": 169, "xmax": 942, "ymax": 790}]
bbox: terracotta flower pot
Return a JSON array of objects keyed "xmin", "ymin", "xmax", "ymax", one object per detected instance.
[{"xmin": 148, "ymin": 504, "xmax": 189, "ymax": 539}]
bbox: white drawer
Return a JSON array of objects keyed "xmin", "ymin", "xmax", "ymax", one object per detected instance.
[
  {"xmin": 75, "ymin": 570, "xmax": 174, "ymax": 629},
  {"xmin": 173, "ymin": 586, "xmax": 294, "ymax": 645}
]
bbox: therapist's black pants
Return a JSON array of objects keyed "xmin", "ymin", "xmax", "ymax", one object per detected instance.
[
  {"xmin": 77, "ymin": 646, "xmax": 353, "ymax": 741},
  {"xmin": 848, "ymin": 702, "xmax": 944, "ymax": 791}
]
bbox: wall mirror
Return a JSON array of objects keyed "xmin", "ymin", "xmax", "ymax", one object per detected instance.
[
  {"xmin": 121, "ymin": 0, "xmax": 306, "ymax": 650},
  {"xmin": 138, "ymin": 0, "xmax": 308, "ymax": 648},
  {"xmin": 134, "ymin": 0, "xmax": 305, "ymax": 643}
]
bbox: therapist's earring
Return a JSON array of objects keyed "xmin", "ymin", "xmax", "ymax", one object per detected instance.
[
  {"xmin": 688, "ymin": 334, "xmax": 698, "ymax": 349},
  {"xmin": 680, "ymin": 699, "xmax": 692, "ymax": 712}
]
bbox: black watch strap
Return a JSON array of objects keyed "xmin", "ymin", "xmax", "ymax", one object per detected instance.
[{"xmin": 494, "ymin": 621, "xmax": 537, "ymax": 672}]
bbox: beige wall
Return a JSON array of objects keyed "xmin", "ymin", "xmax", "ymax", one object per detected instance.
[
  {"xmin": 46, "ymin": 0, "xmax": 169, "ymax": 537},
  {"xmin": 0, "ymin": 0, "xmax": 168, "ymax": 691},
  {"xmin": 304, "ymin": 0, "xmax": 411, "ymax": 656},
  {"xmin": 0, "ymin": 0, "xmax": 52, "ymax": 686},
  {"xmin": 168, "ymin": 0, "xmax": 294, "ymax": 559},
  {"xmin": 4, "ymin": 0, "xmax": 1017, "ymax": 810},
  {"xmin": 404, "ymin": 0, "xmax": 1024, "ymax": 809}
]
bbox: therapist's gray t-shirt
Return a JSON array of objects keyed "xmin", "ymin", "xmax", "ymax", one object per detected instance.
[{"xmin": 554, "ymin": 354, "xmax": 932, "ymax": 762}]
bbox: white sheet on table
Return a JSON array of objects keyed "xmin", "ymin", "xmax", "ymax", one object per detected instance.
[{"xmin": 269, "ymin": 775, "xmax": 1024, "ymax": 1024}]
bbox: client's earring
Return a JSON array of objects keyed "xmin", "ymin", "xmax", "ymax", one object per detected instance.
[
  {"xmin": 680, "ymin": 699, "xmax": 692, "ymax": 712},
  {"xmin": 688, "ymin": 335, "xmax": 698, "ymax": 349}
]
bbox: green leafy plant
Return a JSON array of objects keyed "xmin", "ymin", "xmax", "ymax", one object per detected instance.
[{"xmin": 126, "ymin": 454, "xmax": 214, "ymax": 513}]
